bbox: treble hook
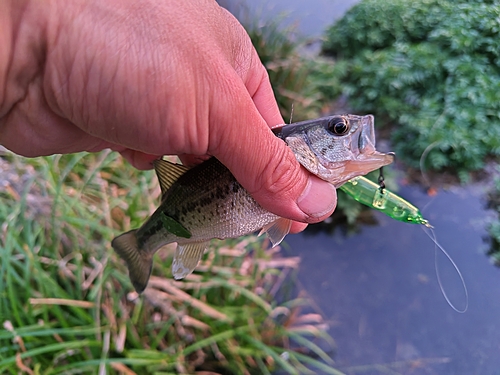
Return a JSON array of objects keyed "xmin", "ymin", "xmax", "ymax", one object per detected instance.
[
  {"xmin": 378, "ymin": 152, "xmax": 396, "ymax": 193},
  {"xmin": 378, "ymin": 167, "xmax": 386, "ymax": 192}
]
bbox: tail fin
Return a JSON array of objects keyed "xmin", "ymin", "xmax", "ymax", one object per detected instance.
[{"xmin": 111, "ymin": 230, "xmax": 152, "ymax": 293}]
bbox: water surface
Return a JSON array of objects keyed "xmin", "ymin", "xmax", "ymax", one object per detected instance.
[
  {"xmin": 285, "ymin": 184, "xmax": 500, "ymax": 374},
  {"xmin": 221, "ymin": 0, "xmax": 361, "ymax": 37}
]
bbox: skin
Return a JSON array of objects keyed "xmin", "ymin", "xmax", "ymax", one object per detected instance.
[{"xmin": 0, "ymin": 0, "xmax": 337, "ymax": 232}]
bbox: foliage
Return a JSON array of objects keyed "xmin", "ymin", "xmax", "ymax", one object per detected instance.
[
  {"xmin": 0, "ymin": 151, "xmax": 341, "ymax": 374},
  {"xmin": 486, "ymin": 170, "xmax": 500, "ymax": 266},
  {"xmin": 321, "ymin": 0, "xmax": 500, "ymax": 179}
]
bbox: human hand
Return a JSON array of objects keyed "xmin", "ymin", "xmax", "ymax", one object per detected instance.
[{"xmin": 0, "ymin": 0, "xmax": 336, "ymax": 230}]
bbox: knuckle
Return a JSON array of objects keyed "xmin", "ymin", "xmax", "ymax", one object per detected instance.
[{"xmin": 253, "ymin": 142, "xmax": 305, "ymax": 200}]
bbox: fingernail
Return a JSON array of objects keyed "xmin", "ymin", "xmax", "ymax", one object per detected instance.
[{"xmin": 297, "ymin": 175, "xmax": 337, "ymax": 218}]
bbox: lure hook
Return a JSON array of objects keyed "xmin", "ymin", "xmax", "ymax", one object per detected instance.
[{"xmin": 378, "ymin": 167, "xmax": 386, "ymax": 192}]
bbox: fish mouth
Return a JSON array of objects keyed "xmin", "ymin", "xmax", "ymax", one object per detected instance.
[
  {"xmin": 347, "ymin": 115, "xmax": 377, "ymax": 157},
  {"xmin": 350, "ymin": 114, "xmax": 394, "ymax": 169},
  {"xmin": 340, "ymin": 114, "xmax": 394, "ymax": 177},
  {"xmin": 341, "ymin": 151, "xmax": 394, "ymax": 178}
]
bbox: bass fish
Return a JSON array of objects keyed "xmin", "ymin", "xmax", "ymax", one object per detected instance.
[{"xmin": 112, "ymin": 115, "xmax": 394, "ymax": 292}]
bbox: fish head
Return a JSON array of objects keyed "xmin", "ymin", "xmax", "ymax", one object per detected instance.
[{"xmin": 275, "ymin": 114, "xmax": 394, "ymax": 187}]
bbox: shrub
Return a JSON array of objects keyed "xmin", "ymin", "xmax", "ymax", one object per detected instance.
[
  {"xmin": 321, "ymin": 0, "xmax": 500, "ymax": 180},
  {"xmin": 486, "ymin": 169, "xmax": 500, "ymax": 266}
]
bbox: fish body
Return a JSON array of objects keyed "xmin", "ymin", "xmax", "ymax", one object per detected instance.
[{"xmin": 112, "ymin": 114, "xmax": 394, "ymax": 292}]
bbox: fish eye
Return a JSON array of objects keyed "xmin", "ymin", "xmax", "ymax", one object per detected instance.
[{"xmin": 328, "ymin": 117, "xmax": 349, "ymax": 135}]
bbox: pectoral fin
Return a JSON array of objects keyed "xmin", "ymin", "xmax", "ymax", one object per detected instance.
[
  {"xmin": 172, "ymin": 242, "xmax": 209, "ymax": 280},
  {"xmin": 160, "ymin": 212, "xmax": 192, "ymax": 238},
  {"xmin": 259, "ymin": 218, "xmax": 292, "ymax": 247}
]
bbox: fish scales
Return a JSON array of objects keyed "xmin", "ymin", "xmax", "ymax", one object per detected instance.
[
  {"xmin": 112, "ymin": 114, "xmax": 394, "ymax": 292},
  {"xmin": 136, "ymin": 158, "xmax": 278, "ymax": 247}
]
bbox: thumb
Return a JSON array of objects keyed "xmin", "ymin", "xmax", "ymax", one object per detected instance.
[{"xmin": 210, "ymin": 81, "xmax": 337, "ymax": 224}]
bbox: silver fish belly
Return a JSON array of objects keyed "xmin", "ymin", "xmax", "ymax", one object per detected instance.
[{"xmin": 112, "ymin": 114, "xmax": 394, "ymax": 292}]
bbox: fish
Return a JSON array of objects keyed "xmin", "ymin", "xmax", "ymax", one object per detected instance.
[{"xmin": 112, "ymin": 114, "xmax": 394, "ymax": 293}]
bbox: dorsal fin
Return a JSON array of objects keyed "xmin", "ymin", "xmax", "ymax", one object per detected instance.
[{"xmin": 153, "ymin": 159, "xmax": 190, "ymax": 196}]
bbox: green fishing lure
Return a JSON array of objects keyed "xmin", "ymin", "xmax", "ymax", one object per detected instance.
[{"xmin": 340, "ymin": 176, "xmax": 431, "ymax": 227}]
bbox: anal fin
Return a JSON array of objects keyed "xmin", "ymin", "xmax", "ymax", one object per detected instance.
[
  {"xmin": 259, "ymin": 218, "xmax": 292, "ymax": 247},
  {"xmin": 172, "ymin": 242, "xmax": 209, "ymax": 280}
]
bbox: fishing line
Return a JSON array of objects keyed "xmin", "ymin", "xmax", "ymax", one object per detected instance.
[
  {"xmin": 419, "ymin": 141, "xmax": 440, "ymax": 188},
  {"xmin": 416, "ymin": 167, "xmax": 468, "ymax": 312},
  {"xmin": 421, "ymin": 224, "xmax": 469, "ymax": 313},
  {"xmin": 419, "ymin": 109, "xmax": 447, "ymax": 187},
  {"xmin": 378, "ymin": 167, "xmax": 467, "ymax": 312}
]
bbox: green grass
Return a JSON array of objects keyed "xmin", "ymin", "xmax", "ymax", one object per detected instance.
[{"xmin": 0, "ymin": 150, "xmax": 342, "ymax": 374}]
